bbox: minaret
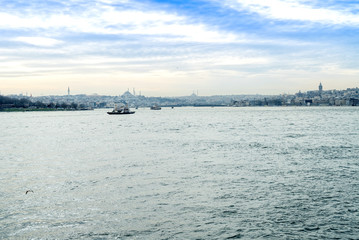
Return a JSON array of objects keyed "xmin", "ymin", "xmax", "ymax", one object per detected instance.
[{"xmin": 68, "ymin": 86, "xmax": 70, "ymax": 96}]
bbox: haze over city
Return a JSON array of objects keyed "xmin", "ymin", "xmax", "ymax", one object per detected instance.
[{"xmin": 1, "ymin": 0, "xmax": 359, "ymax": 96}]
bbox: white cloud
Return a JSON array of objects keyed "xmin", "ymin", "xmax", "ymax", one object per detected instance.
[
  {"xmin": 221, "ymin": 0, "xmax": 359, "ymax": 25},
  {"xmin": 96, "ymin": 0, "xmax": 129, "ymax": 3},
  {"xmin": 14, "ymin": 37, "xmax": 63, "ymax": 47},
  {"xmin": 0, "ymin": 3, "xmax": 241, "ymax": 44},
  {"xmin": 99, "ymin": 8, "xmax": 183, "ymax": 25},
  {"xmin": 185, "ymin": 56, "xmax": 270, "ymax": 66}
]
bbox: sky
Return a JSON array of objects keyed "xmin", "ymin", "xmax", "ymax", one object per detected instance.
[{"xmin": 1, "ymin": 0, "xmax": 359, "ymax": 96}]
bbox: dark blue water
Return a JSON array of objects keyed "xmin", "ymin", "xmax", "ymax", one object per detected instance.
[{"xmin": 1, "ymin": 107, "xmax": 359, "ymax": 239}]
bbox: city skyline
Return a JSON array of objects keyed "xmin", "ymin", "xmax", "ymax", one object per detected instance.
[
  {"xmin": 6, "ymin": 82, "xmax": 358, "ymax": 99},
  {"xmin": 1, "ymin": 0, "xmax": 359, "ymax": 96}
]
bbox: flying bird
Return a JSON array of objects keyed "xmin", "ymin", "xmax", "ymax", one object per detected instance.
[{"xmin": 25, "ymin": 190, "xmax": 34, "ymax": 194}]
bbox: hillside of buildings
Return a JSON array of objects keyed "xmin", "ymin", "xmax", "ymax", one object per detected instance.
[
  {"xmin": 2, "ymin": 84, "xmax": 358, "ymax": 110},
  {"xmin": 0, "ymin": 95, "xmax": 85, "ymax": 111}
]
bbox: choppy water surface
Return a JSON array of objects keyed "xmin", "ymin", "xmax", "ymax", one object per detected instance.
[{"xmin": 1, "ymin": 107, "xmax": 359, "ymax": 239}]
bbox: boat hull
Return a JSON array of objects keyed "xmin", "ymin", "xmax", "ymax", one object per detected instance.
[{"xmin": 107, "ymin": 111, "xmax": 135, "ymax": 115}]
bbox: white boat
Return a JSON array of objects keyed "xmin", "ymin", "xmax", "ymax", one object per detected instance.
[
  {"xmin": 150, "ymin": 104, "xmax": 161, "ymax": 110},
  {"xmin": 107, "ymin": 104, "xmax": 135, "ymax": 115}
]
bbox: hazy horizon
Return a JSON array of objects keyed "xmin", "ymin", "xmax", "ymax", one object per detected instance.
[
  {"xmin": 4, "ymin": 83, "xmax": 359, "ymax": 98},
  {"xmin": 1, "ymin": 0, "xmax": 359, "ymax": 96}
]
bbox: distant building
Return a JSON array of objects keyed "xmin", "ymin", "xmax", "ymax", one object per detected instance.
[
  {"xmin": 121, "ymin": 90, "xmax": 134, "ymax": 99},
  {"xmin": 319, "ymin": 82, "xmax": 323, "ymax": 95}
]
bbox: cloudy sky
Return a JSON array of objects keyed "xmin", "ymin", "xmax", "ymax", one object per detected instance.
[{"xmin": 1, "ymin": 0, "xmax": 359, "ymax": 96}]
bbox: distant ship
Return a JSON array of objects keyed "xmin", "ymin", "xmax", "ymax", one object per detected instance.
[
  {"xmin": 107, "ymin": 104, "xmax": 135, "ymax": 115},
  {"xmin": 150, "ymin": 104, "xmax": 161, "ymax": 110}
]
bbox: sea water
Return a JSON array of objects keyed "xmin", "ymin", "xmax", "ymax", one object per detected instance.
[{"xmin": 1, "ymin": 107, "xmax": 359, "ymax": 239}]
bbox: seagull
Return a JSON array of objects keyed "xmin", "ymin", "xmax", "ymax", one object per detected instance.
[{"xmin": 25, "ymin": 190, "xmax": 34, "ymax": 194}]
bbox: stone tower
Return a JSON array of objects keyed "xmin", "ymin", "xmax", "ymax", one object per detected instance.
[{"xmin": 319, "ymin": 82, "xmax": 323, "ymax": 93}]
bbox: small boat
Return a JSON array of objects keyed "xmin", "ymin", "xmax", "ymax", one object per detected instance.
[
  {"xmin": 150, "ymin": 104, "xmax": 161, "ymax": 110},
  {"xmin": 107, "ymin": 104, "xmax": 135, "ymax": 115}
]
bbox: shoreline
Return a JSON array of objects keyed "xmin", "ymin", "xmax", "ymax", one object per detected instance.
[{"xmin": 0, "ymin": 108, "xmax": 93, "ymax": 112}]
